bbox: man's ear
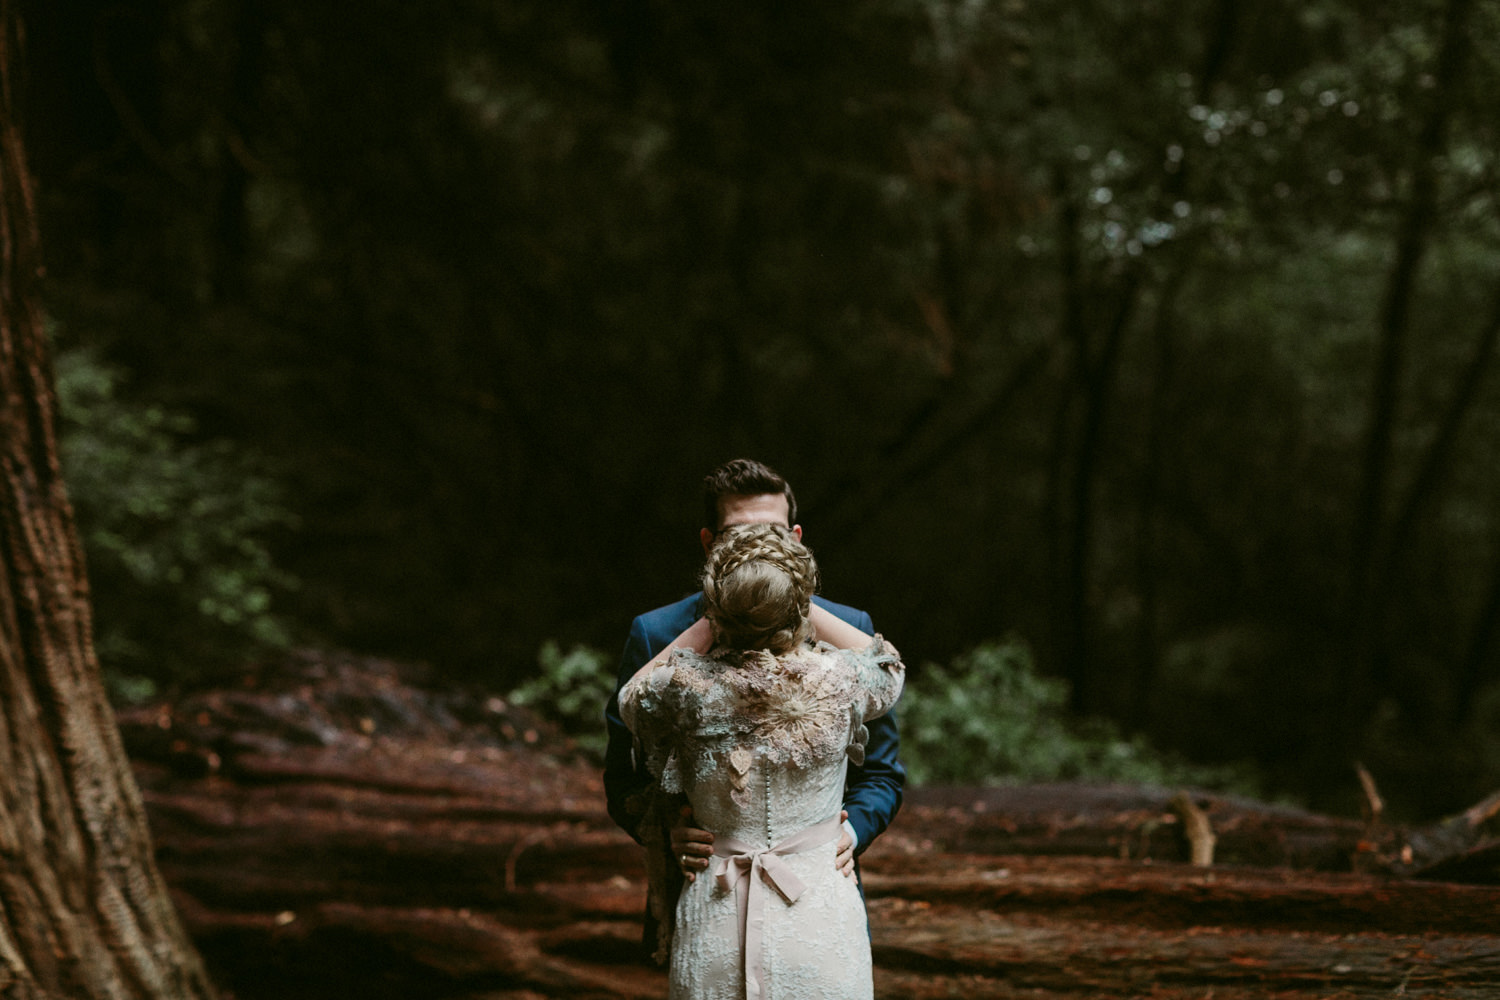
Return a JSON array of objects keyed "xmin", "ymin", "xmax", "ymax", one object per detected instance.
[
  {"xmin": 792, "ymin": 524, "xmax": 803, "ymax": 540},
  {"xmin": 700, "ymin": 527, "xmax": 716, "ymax": 554}
]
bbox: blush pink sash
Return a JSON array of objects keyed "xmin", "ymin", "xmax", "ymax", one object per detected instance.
[{"xmin": 710, "ymin": 815, "xmax": 844, "ymax": 1000}]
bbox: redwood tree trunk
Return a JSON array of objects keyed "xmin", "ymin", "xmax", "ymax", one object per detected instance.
[{"xmin": 0, "ymin": 4, "xmax": 216, "ymax": 998}]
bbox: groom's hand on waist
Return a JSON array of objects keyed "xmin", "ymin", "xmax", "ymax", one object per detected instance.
[
  {"xmin": 671, "ymin": 806, "xmax": 714, "ymax": 883},
  {"xmin": 836, "ymin": 809, "xmax": 856, "ymax": 877}
]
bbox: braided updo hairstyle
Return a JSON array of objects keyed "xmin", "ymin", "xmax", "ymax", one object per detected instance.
[{"xmin": 701, "ymin": 522, "xmax": 820, "ymax": 656}]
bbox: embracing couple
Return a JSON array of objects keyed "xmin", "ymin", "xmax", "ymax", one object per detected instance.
[{"xmin": 604, "ymin": 459, "xmax": 906, "ymax": 1000}]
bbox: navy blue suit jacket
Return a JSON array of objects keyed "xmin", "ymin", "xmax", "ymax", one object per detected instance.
[{"xmin": 603, "ymin": 593, "xmax": 905, "ymax": 854}]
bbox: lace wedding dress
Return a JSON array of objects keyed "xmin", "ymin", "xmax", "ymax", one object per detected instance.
[{"xmin": 619, "ymin": 637, "xmax": 904, "ymax": 1000}]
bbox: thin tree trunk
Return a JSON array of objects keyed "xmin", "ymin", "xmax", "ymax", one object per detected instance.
[
  {"xmin": 209, "ymin": 0, "xmax": 267, "ymax": 303},
  {"xmin": 0, "ymin": 4, "xmax": 217, "ymax": 997},
  {"xmin": 1120, "ymin": 0, "xmax": 1239, "ymax": 728},
  {"xmin": 1062, "ymin": 267, "xmax": 1139, "ymax": 714},
  {"xmin": 1376, "ymin": 280, "xmax": 1500, "ymax": 715},
  {"xmin": 1342, "ymin": 0, "xmax": 1475, "ymax": 744},
  {"xmin": 1130, "ymin": 270, "xmax": 1188, "ymax": 728},
  {"xmin": 1061, "ymin": 0, "xmax": 1237, "ymax": 719},
  {"xmin": 1455, "ymin": 530, "xmax": 1500, "ymax": 727},
  {"xmin": 1383, "ymin": 282, "xmax": 1500, "ymax": 573},
  {"xmin": 1044, "ymin": 174, "xmax": 1085, "ymax": 705}
]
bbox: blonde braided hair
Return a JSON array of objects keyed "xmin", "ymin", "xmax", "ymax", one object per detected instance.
[{"xmin": 701, "ymin": 523, "xmax": 820, "ymax": 656}]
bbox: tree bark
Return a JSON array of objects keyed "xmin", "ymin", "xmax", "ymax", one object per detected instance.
[{"xmin": 0, "ymin": 4, "xmax": 217, "ymax": 997}]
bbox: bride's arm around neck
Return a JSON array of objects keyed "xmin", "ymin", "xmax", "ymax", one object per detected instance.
[
  {"xmin": 809, "ymin": 603, "xmax": 900, "ymax": 658},
  {"xmin": 624, "ymin": 615, "xmax": 715, "ymax": 690}
]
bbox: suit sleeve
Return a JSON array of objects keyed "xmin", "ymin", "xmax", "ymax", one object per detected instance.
[
  {"xmin": 604, "ymin": 617, "xmax": 654, "ymax": 842},
  {"xmin": 841, "ymin": 609, "xmax": 906, "ymax": 854}
]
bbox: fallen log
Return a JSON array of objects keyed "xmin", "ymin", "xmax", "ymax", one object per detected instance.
[
  {"xmin": 115, "ymin": 649, "xmax": 1500, "ymax": 1000},
  {"xmin": 1394, "ymin": 788, "xmax": 1500, "ymax": 880},
  {"xmin": 859, "ymin": 852, "xmax": 1500, "ymax": 937},
  {"xmin": 869, "ymin": 889, "xmax": 1500, "ymax": 999},
  {"xmin": 892, "ymin": 780, "xmax": 1500, "ymax": 883},
  {"xmin": 886, "ymin": 783, "xmax": 1369, "ymax": 870}
]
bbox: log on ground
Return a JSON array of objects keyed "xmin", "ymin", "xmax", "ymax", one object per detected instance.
[{"xmin": 118, "ymin": 651, "xmax": 1500, "ymax": 1000}]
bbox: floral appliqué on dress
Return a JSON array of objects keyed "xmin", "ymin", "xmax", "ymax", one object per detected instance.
[
  {"xmin": 621, "ymin": 637, "xmax": 901, "ymax": 810},
  {"xmin": 619, "ymin": 636, "xmax": 904, "ymax": 971}
]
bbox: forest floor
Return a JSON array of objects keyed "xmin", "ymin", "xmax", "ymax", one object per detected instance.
[{"xmin": 119, "ymin": 650, "xmax": 1500, "ymax": 1000}]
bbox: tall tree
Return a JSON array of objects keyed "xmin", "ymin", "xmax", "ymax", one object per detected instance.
[{"xmin": 0, "ymin": 3, "xmax": 217, "ymax": 997}]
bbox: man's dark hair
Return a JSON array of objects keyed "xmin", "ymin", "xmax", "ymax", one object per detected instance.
[{"xmin": 702, "ymin": 459, "xmax": 799, "ymax": 529}]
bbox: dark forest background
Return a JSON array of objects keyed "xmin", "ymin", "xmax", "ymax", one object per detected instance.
[{"xmin": 19, "ymin": 0, "xmax": 1500, "ymax": 820}]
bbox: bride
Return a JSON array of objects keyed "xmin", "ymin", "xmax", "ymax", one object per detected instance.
[{"xmin": 619, "ymin": 522, "xmax": 904, "ymax": 1000}]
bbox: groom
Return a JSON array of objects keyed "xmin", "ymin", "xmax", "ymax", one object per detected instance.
[{"xmin": 603, "ymin": 458, "xmax": 905, "ymax": 902}]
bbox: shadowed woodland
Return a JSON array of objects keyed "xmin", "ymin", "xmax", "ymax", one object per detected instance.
[
  {"xmin": 25, "ymin": 0, "xmax": 1500, "ymax": 819},
  {"xmin": 6, "ymin": 0, "xmax": 1500, "ymax": 996}
]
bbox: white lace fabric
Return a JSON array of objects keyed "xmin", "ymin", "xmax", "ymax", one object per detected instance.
[{"xmin": 620, "ymin": 637, "xmax": 904, "ymax": 1000}]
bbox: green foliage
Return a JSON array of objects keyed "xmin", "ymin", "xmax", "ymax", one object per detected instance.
[
  {"xmin": 901, "ymin": 638, "xmax": 1257, "ymax": 793},
  {"xmin": 507, "ymin": 642, "xmax": 615, "ymax": 756},
  {"xmin": 54, "ymin": 347, "xmax": 297, "ymax": 698},
  {"xmin": 510, "ymin": 634, "xmax": 1255, "ymax": 791}
]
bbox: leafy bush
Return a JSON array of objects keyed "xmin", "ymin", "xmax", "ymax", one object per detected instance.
[
  {"xmin": 507, "ymin": 641, "xmax": 616, "ymax": 756},
  {"xmin": 55, "ymin": 347, "xmax": 297, "ymax": 699},
  {"xmin": 513, "ymin": 633, "xmax": 1254, "ymax": 793},
  {"xmin": 900, "ymin": 637, "xmax": 1257, "ymax": 792}
]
